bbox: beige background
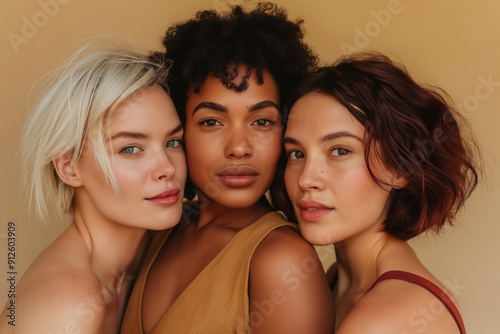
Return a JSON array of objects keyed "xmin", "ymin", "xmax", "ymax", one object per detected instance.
[{"xmin": 1, "ymin": 0, "xmax": 498, "ymax": 332}]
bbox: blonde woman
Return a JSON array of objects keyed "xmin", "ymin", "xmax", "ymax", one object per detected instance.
[{"xmin": 0, "ymin": 45, "xmax": 186, "ymax": 333}]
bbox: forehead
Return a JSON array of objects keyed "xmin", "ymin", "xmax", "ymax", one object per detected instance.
[
  {"xmin": 286, "ymin": 93, "xmax": 364, "ymax": 139},
  {"xmin": 107, "ymin": 86, "xmax": 178, "ymax": 129},
  {"xmin": 188, "ymin": 67, "xmax": 279, "ymax": 104}
]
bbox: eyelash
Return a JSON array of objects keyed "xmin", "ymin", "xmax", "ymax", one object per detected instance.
[
  {"xmin": 252, "ymin": 118, "xmax": 276, "ymax": 127},
  {"xmin": 198, "ymin": 117, "xmax": 277, "ymax": 128},
  {"xmin": 286, "ymin": 146, "xmax": 352, "ymax": 161},
  {"xmin": 330, "ymin": 146, "xmax": 351, "ymax": 157},
  {"xmin": 199, "ymin": 118, "xmax": 221, "ymax": 127},
  {"xmin": 118, "ymin": 139, "xmax": 183, "ymax": 155},
  {"xmin": 166, "ymin": 139, "xmax": 183, "ymax": 148},
  {"xmin": 119, "ymin": 146, "xmax": 141, "ymax": 155},
  {"xmin": 287, "ymin": 150, "xmax": 304, "ymax": 160}
]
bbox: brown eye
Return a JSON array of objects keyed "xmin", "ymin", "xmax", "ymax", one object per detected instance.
[
  {"xmin": 288, "ymin": 150, "xmax": 304, "ymax": 160},
  {"xmin": 253, "ymin": 118, "xmax": 274, "ymax": 127},
  {"xmin": 330, "ymin": 147, "xmax": 350, "ymax": 157},
  {"xmin": 200, "ymin": 119, "xmax": 220, "ymax": 127}
]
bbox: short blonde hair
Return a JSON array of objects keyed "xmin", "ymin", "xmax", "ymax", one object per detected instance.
[{"xmin": 21, "ymin": 42, "xmax": 171, "ymax": 221}]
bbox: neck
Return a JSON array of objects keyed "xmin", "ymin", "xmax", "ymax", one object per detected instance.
[
  {"xmin": 72, "ymin": 208, "xmax": 150, "ymax": 289},
  {"xmin": 334, "ymin": 229, "xmax": 392, "ymax": 291},
  {"xmin": 193, "ymin": 194, "xmax": 273, "ymax": 230}
]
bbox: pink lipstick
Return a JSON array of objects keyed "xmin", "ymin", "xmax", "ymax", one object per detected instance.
[
  {"xmin": 146, "ymin": 189, "xmax": 180, "ymax": 206},
  {"xmin": 297, "ymin": 200, "xmax": 333, "ymax": 222}
]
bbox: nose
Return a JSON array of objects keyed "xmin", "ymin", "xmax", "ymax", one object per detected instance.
[
  {"xmin": 152, "ymin": 150, "xmax": 176, "ymax": 181},
  {"xmin": 224, "ymin": 129, "xmax": 253, "ymax": 159},
  {"xmin": 297, "ymin": 156, "xmax": 325, "ymax": 191}
]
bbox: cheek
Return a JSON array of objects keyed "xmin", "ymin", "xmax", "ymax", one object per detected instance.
[
  {"xmin": 184, "ymin": 143, "xmax": 215, "ymax": 190},
  {"xmin": 185, "ymin": 142, "xmax": 212, "ymax": 179},
  {"xmin": 184, "ymin": 139, "xmax": 202, "ymax": 164},
  {"xmin": 77, "ymin": 153, "xmax": 108, "ymax": 186},
  {"xmin": 253, "ymin": 129, "xmax": 282, "ymax": 151},
  {"xmin": 337, "ymin": 168, "xmax": 389, "ymax": 208},
  {"xmin": 184, "ymin": 129, "xmax": 214, "ymax": 160},
  {"xmin": 255, "ymin": 132, "xmax": 282, "ymax": 163},
  {"xmin": 111, "ymin": 165, "xmax": 144, "ymax": 195},
  {"xmin": 172, "ymin": 153, "xmax": 187, "ymax": 180},
  {"xmin": 340, "ymin": 167, "xmax": 370, "ymax": 190},
  {"xmin": 284, "ymin": 166, "xmax": 299, "ymax": 197}
]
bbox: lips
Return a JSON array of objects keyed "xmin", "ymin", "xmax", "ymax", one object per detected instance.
[
  {"xmin": 216, "ymin": 165, "xmax": 259, "ymax": 187},
  {"xmin": 297, "ymin": 200, "xmax": 333, "ymax": 222},
  {"xmin": 146, "ymin": 189, "xmax": 180, "ymax": 206}
]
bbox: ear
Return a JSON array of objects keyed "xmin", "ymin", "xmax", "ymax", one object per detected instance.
[
  {"xmin": 392, "ymin": 174, "xmax": 408, "ymax": 189},
  {"xmin": 52, "ymin": 153, "xmax": 83, "ymax": 187}
]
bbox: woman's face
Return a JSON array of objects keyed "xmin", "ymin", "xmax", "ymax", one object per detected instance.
[
  {"xmin": 75, "ymin": 85, "xmax": 186, "ymax": 230},
  {"xmin": 283, "ymin": 93, "xmax": 395, "ymax": 245},
  {"xmin": 184, "ymin": 66, "xmax": 282, "ymax": 208}
]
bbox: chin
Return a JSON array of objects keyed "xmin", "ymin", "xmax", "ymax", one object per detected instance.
[
  {"xmin": 152, "ymin": 209, "xmax": 184, "ymax": 230},
  {"xmin": 211, "ymin": 191, "xmax": 264, "ymax": 209},
  {"xmin": 298, "ymin": 224, "xmax": 334, "ymax": 246}
]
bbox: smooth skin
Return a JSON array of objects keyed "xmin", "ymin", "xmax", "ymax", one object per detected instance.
[
  {"xmin": 142, "ymin": 67, "xmax": 334, "ymax": 334},
  {"xmin": 0, "ymin": 86, "xmax": 186, "ymax": 334},
  {"xmin": 284, "ymin": 93, "xmax": 463, "ymax": 333}
]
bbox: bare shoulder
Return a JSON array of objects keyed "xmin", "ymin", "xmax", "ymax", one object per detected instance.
[
  {"xmin": 251, "ymin": 225, "xmax": 323, "ymax": 286},
  {"xmin": 337, "ymin": 278, "xmax": 463, "ymax": 334},
  {"xmin": 12, "ymin": 257, "xmax": 105, "ymax": 334},
  {"xmin": 249, "ymin": 224, "xmax": 334, "ymax": 334},
  {"xmin": 254, "ymin": 223, "xmax": 317, "ymax": 261}
]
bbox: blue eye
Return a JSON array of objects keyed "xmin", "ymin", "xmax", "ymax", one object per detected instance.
[
  {"xmin": 287, "ymin": 150, "xmax": 304, "ymax": 160},
  {"xmin": 120, "ymin": 146, "xmax": 140, "ymax": 154},
  {"xmin": 166, "ymin": 139, "xmax": 182, "ymax": 148}
]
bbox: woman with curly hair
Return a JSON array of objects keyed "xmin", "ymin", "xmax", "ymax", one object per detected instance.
[
  {"xmin": 276, "ymin": 53, "xmax": 480, "ymax": 333},
  {"xmin": 121, "ymin": 3, "xmax": 333, "ymax": 333}
]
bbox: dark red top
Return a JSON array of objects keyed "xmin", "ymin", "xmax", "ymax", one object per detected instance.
[{"xmin": 368, "ymin": 270, "xmax": 466, "ymax": 334}]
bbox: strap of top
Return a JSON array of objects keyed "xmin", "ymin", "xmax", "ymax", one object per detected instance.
[
  {"xmin": 148, "ymin": 211, "xmax": 297, "ymax": 333},
  {"xmin": 369, "ymin": 270, "xmax": 466, "ymax": 334}
]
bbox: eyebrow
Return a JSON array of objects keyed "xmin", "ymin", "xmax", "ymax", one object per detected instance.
[
  {"xmin": 320, "ymin": 131, "xmax": 362, "ymax": 143},
  {"xmin": 167, "ymin": 124, "xmax": 184, "ymax": 136},
  {"xmin": 192, "ymin": 102, "xmax": 227, "ymax": 114},
  {"xmin": 109, "ymin": 124, "xmax": 183, "ymax": 141},
  {"xmin": 249, "ymin": 100, "xmax": 280, "ymax": 112},
  {"xmin": 192, "ymin": 100, "xmax": 279, "ymax": 115},
  {"xmin": 283, "ymin": 131, "xmax": 362, "ymax": 145}
]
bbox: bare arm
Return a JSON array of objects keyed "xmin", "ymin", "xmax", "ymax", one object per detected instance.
[{"xmin": 249, "ymin": 226, "xmax": 334, "ymax": 334}]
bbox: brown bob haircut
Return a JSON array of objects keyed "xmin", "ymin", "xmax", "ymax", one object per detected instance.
[{"xmin": 271, "ymin": 52, "xmax": 480, "ymax": 240}]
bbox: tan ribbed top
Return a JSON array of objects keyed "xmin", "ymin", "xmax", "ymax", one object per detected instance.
[{"xmin": 121, "ymin": 211, "xmax": 295, "ymax": 334}]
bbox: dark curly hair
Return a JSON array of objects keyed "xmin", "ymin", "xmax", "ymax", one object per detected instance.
[
  {"xmin": 151, "ymin": 2, "xmax": 318, "ymax": 200},
  {"xmin": 271, "ymin": 52, "xmax": 481, "ymax": 240}
]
